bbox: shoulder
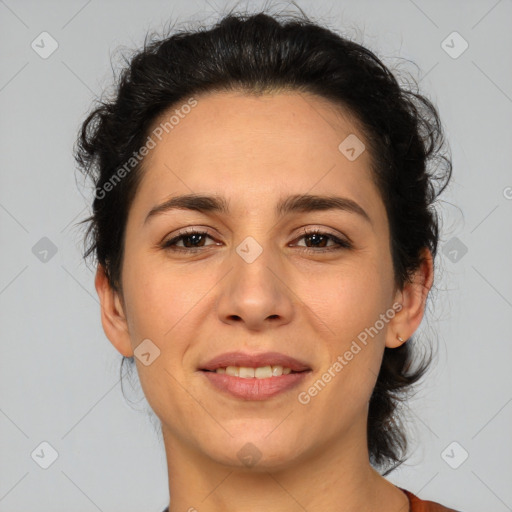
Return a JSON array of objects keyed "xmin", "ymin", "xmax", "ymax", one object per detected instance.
[{"xmin": 400, "ymin": 488, "xmax": 462, "ymax": 512}]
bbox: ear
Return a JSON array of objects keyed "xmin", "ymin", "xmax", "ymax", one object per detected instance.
[
  {"xmin": 94, "ymin": 264, "xmax": 134, "ymax": 357},
  {"xmin": 386, "ymin": 247, "xmax": 434, "ymax": 349}
]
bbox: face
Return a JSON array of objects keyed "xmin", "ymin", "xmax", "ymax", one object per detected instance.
[{"xmin": 97, "ymin": 90, "xmax": 425, "ymax": 471}]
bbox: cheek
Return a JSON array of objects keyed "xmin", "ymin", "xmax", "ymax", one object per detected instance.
[
  {"xmin": 298, "ymin": 255, "xmax": 392, "ymax": 393},
  {"xmin": 301, "ymin": 273, "xmax": 388, "ymax": 417},
  {"xmin": 120, "ymin": 261, "xmax": 200, "ymax": 406},
  {"xmin": 122, "ymin": 258, "xmax": 174, "ymax": 339},
  {"xmin": 122, "ymin": 256, "xmax": 214, "ymax": 344},
  {"xmin": 300, "ymin": 257, "xmax": 391, "ymax": 338}
]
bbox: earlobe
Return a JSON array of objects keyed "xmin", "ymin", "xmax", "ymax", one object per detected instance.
[
  {"xmin": 386, "ymin": 332, "xmax": 407, "ymax": 349},
  {"xmin": 385, "ymin": 248, "xmax": 434, "ymax": 349},
  {"xmin": 94, "ymin": 264, "xmax": 134, "ymax": 358}
]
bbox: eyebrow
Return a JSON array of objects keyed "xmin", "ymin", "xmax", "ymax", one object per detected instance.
[{"xmin": 144, "ymin": 193, "xmax": 372, "ymax": 225}]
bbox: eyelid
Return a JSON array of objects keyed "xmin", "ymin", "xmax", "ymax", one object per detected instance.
[
  {"xmin": 294, "ymin": 226, "xmax": 352, "ymax": 245},
  {"xmin": 160, "ymin": 225, "xmax": 219, "ymax": 242},
  {"xmin": 162, "ymin": 225, "xmax": 350, "ymax": 241}
]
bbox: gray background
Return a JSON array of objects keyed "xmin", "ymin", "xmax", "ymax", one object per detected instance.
[{"xmin": 1, "ymin": 0, "xmax": 511, "ymax": 511}]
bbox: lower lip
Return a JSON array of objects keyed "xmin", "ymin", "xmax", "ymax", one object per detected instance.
[{"xmin": 200, "ymin": 370, "xmax": 310, "ymax": 401}]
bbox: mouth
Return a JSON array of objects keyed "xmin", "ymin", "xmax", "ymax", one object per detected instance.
[
  {"xmin": 200, "ymin": 366, "xmax": 309, "ymax": 378},
  {"xmin": 199, "ymin": 350, "xmax": 312, "ymax": 374},
  {"xmin": 197, "ymin": 351, "xmax": 312, "ymax": 400}
]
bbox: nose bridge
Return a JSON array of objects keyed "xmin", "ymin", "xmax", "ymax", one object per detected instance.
[
  {"xmin": 216, "ymin": 232, "xmax": 295, "ymax": 329},
  {"xmin": 232, "ymin": 233, "xmax": 281, "ymax": 301}
]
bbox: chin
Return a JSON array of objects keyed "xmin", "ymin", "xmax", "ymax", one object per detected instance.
[{"xmin": 203, "ymin": 435, "xmax": 304, "ymax": 472}]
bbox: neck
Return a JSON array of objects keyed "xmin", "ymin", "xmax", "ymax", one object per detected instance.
[{"xmin": 161, "ymin": 421, "xmax": 409, "ymax": 512}]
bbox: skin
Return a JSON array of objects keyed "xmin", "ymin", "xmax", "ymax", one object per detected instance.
[{"xmin": 95, "ymin": 90, "xmax": 433, "ymax": 512}]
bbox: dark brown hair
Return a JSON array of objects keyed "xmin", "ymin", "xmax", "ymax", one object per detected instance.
[{"xmin": 74, "ymin": 8, "xmax": 452, "ymax": 475}]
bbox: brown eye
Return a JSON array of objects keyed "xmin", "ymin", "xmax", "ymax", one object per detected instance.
[
  {"xmin": 162, "ymin": 230, "xmax": 216, "ymax": 251},
  {"xmin": 292, "ymin": 229, "xmax": 352, "ymax": 252},
  {"xmin": 161, "ymin": 228, "xmax": 352, "ymax": 254}
]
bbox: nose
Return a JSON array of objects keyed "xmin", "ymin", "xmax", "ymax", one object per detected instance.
[{"xmin": 216, "ymin": 243, "xmax": 295, "ymax": 331}]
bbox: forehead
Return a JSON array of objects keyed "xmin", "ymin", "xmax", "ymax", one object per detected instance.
[{"xmin": 131, "ymin": 90, "xmax": 383, "ymax": 222}]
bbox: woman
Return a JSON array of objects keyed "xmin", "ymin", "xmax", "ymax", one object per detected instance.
[{"xmin": 74, "ymin": 9, "xmax": 459, "ymax": 512}]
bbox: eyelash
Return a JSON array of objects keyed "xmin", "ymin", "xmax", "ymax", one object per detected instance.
[{"xmin": 160, "ymin": 228, "xmax": 352, "ymax": 254}]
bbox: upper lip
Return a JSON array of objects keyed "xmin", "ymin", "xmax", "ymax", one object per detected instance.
[{"xmin": 199, "ymin": 351, "xmax": 311, "ymax": 372}]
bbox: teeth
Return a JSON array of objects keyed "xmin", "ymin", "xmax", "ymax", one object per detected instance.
[
  {"xmin": 218, "ymin": 365, "xmax": 293, "ymax": 378},
  {"xmin": 255, "ymin": 366, "xmax": 272, "ymax": 378}
]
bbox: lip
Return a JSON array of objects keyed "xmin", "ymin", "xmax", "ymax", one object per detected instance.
[
  {"xmin": 199, "ymin": 351, "xmax": 312, "ymax": 372},
  {"xmin": 200, "ymin": 370, "xmax": 311, "ymax": 401}
]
